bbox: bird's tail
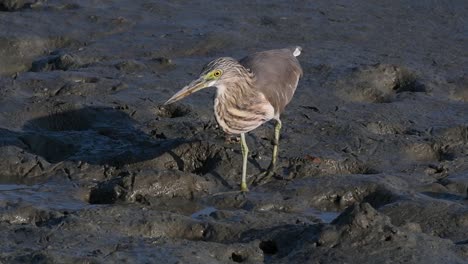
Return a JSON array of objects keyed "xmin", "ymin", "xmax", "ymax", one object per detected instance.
[{"xmin": 293, "ymin": 46, "xmax": 302, "ymax": 57}]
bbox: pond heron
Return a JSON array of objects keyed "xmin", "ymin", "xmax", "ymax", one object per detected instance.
[{"xmin": 164, "ymin": 47, "xmax": 303, "ymax": 192}]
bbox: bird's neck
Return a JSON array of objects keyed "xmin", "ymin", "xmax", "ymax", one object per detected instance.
[{"xmin": 215, "ymin": 68, "xmax": 256, "ymax": 100}]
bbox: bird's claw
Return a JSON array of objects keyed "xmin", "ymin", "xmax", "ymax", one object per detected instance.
[{"xmin": 252, "ymin": 166, "xmax": 277, "ymax": 186}]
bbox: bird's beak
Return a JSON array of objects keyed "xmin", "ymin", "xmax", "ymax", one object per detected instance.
[{"xmin": 164, "ymin": 77, "xmax": 209, "ymax": 105}]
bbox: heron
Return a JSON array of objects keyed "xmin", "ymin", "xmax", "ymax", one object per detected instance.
[{"xmin": 164, "ymin": 46, "xmax": 303, "ymax": 192}]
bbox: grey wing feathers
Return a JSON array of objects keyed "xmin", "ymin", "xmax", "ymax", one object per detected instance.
[{"xmin": 239, "ymin": 47, "xmax": 303, "ymax": 115}]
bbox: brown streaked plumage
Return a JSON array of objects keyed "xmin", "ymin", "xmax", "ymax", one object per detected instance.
[{"xmin": 164, "ymin": 46, "xmax": 303, "ymax": 192}]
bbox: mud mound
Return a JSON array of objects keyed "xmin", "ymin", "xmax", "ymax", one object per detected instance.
[
  {"xmin": 337, "ymin": 64, "xmax": 425, "ymax": 103},
  {"xmin": 287, "ymin": 203, "xmax": 465, "ymax": 263},
  {"xmin": 89, "ymin": 169, "xmax": 218, "ymax": 204},
  {"xmin": 449, "ymin": 76, "xmax": 468, "ymax": 102},
  {"xmin": 31, "ymin": 51, "xmax": 83, "ymax": 72}
]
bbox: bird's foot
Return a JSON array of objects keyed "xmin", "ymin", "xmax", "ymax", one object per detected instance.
[
  {"xmin": 211, "ymin": 182, "xmax": 250, "ymax": 197},
  {"xmin": 253, "ymin": 165, "xmax": 278, "ymax": 186},
  {"xmin": 240, "ymin": 181, "xmax": 249, "ymax": 192}
]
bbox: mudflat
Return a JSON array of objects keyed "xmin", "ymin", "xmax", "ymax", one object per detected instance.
[{"xmin": 0, "ymin": 1, "xmax": 467, "ymax": 263}]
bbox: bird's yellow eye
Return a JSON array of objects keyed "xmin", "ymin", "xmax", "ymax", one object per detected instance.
[{"xmin": 213, "ymin": 70, "xmax": 222, "ymax": 78}]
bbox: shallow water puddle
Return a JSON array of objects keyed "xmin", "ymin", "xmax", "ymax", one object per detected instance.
[
  {"xmin": 190, "ymin": 206, "xmax": 217, "ymax": 219},
  {"xmin": 0, "ymin": 184, "xmax": 33, "ymax": 191},
  {"xmin": 302, "ymin": 208, "xmax": 340, "ymax": 223}
]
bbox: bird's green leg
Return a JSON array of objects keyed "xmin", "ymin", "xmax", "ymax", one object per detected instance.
[
  {"xmin": 254, "ymin": 119, "xmax": 282, "ymax": 185},
  {"xmin": 268, "ymin": 119, "xmax": 282, "ymax": 173},
  {"xmin": 240, "ymin": 133, "xmax": 249, "ymax": 192},
  {"xmin": 269, "ymin": 119, "xmax": 282, "ymax": 173}
]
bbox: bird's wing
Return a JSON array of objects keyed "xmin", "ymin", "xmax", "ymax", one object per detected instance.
[{"xmin": 239, "ymin": 47, "xmax": 303, "ymax": 115}]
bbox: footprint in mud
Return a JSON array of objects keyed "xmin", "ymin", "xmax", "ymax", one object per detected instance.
[
  {"xmin": 156, "ymin": 104, "xmax": 192, "ymax": 119},
  {"xmin": 337, "ymin": 64, "xmax": 425, "ymax": 103},
  {"xmin": 169, "ymin": 141, "xmax": 226, "ymax": 175}
]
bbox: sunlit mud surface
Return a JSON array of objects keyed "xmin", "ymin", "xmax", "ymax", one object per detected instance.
[{"xmin": 1, "ymin": 1, "xmax": 467, "ymax": 263}]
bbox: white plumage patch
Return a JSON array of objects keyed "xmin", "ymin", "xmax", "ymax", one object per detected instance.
[
  {"xmin": 293, "ymin": 46, "xmax": 302, "ymax": 57},
  {"xmin": 258, "ymin": 92, "xmax": 275, "ymax": 121}
]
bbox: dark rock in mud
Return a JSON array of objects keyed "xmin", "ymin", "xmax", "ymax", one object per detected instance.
[
  {"xmin": 114, "ymin": 59, "xmax": 147, "ymax": 73},
  {"xmin": 31, "ymin": 51, "xmax": 83, "ymax": 72},
  {"xmin": 0, "ymin": 0, "xmax": 35, "ymax": 11}
]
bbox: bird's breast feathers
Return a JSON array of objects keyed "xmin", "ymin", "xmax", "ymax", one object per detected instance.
[{"xmin": 214, "ymin": 92, "xmax": 274, "ymax": 134}]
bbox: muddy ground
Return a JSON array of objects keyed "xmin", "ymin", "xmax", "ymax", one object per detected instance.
[{"xmin": 0, "ymin": 0, "xmax": 467, "ymax": 263}]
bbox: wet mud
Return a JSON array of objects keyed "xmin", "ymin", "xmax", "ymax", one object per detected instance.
[{"xmin": 1, "ymin": 0, "xmax": 467, "ymax": 263}]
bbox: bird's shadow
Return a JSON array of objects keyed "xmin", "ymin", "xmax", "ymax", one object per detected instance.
[
  {"xmin": 0, "ymin": 106, "xmax": 187, "ymax": 166},
  {"xmin": 0, "ymin": 106, "xmax": 273, "ymax": 189}
]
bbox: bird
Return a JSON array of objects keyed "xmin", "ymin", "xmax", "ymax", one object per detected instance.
[{"xmin": 164, "ymin": 46, "xmax": 303, "ymax": 192}]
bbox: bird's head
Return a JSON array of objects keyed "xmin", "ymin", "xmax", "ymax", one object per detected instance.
[{"xmin": 164, "ymin": 57, "xmax": 243, "ymax": 105}]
